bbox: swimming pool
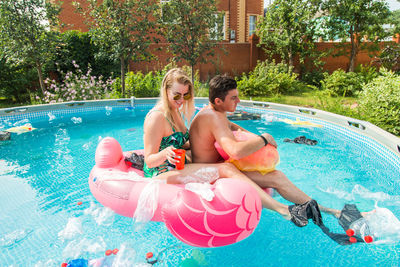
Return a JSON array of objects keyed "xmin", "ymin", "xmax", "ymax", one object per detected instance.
[{"xmin": 1, "ymin": 99, "xmax": 400, "ymax": 266}]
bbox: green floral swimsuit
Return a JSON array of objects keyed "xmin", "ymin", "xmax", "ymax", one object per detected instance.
[{"xmin": 143, "ymin": 110, "xmax": 189, "ymax": 178}]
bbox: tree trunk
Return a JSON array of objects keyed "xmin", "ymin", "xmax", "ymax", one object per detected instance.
[
  {"xmin": 35, "ymin": 60, "xmax": 45, "ymax": 95},
  {"xmin": 121, "ymin": 56, "xmax": 126, "ymax": 98},
  {"xmin": 288, "ymin": 49, "xmax": 294, "ymax": 74},
  {"xmin": 191, "ymin": 64, "xmax": 195, "ymax": 83},
  {"xmin": 348, "ymin": 33, "xmax": 358, "ymax": 72}
]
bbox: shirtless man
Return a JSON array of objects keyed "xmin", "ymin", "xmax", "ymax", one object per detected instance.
[{"xmin": 190, "ymin": 75, "xmax": 338, "ymax": 227}]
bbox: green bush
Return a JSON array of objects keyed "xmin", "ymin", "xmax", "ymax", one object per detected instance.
[
  {"xmin": 320, "ymin": 69, "xmax": 363, "ymax": 97},
  {"xmin": 375, "ymin": 43, "xmax": 400, "ymax": 73},
  {"xmin": 355, "ymin": 64, "xmax": 379, "ymax": 85},
  {"xmin": 237, "ymin": 60, "xmax": 307, "ymax": 97},
  {"xmin": 301, "ymin": 69, "xmax": 327, "ymax": 87},
  {"xmin": 0, "ymin": 55, "xmax": 37, "ymax": 103},
  {"xmin": 358, "ymin": 69, "xmax": 400, "ymax": 135},
  {"xmin": 125, "ymin": 71, "xmax": 162, "ymax": 97},
  {"xmin": 47, "ymin": 30, "xmax": 119, "ymax": 80}
]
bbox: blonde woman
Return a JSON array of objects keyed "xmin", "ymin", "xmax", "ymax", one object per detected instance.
[{"xmin": 143, "ymin": 68, "xmax": 195, "ymax": 177}]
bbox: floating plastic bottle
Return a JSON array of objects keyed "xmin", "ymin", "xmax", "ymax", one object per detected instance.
[{"xmin": 348, "ymin": 218, "xmax": 374, "ymax": 243}]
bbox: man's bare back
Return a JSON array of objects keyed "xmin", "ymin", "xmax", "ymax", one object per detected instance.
[{"xmin": 190, "ymin": 106, "xmax": 231, "ymax": 163}]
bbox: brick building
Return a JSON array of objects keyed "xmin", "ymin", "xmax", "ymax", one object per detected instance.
[{"xmin": 57, "ymin": 0, "xmax": 265, "ymax": 43}]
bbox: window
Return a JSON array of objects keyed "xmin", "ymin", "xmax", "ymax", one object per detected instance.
[
  {"xmin": 210, "ymin": 13, "xmax": 226, "ymax": 40},
  {"xmin": 249, "ymin": 15, "xmax": 257, "ymax": 37}
]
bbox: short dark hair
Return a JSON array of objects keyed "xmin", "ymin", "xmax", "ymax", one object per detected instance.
[{"xmin": 209, "ymin": 75, "xmax": 237, "ymax": 104}]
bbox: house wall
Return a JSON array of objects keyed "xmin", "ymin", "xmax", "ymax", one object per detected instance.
[
  {"xmin": 56, "ymin": 0, "xmax": 398, "ymax": 80},
  {"xmin": 58, "ymin": 0, "xmax": 265, "ymax": 43}
]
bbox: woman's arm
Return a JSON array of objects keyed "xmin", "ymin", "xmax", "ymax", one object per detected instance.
[{"xmin": 143, "ymin": 111, "xmax": 177, "ymax": 168}]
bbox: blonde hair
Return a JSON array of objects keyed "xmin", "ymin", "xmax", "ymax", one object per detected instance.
[{"xmin": 158, "ymin": 68, "xmax": 195, "ymax": 129}]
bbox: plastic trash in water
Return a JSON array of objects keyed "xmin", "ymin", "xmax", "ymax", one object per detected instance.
[
  {"xmin": 348, "ymin": 217, "xmax": 374, "ymax": 243},
  {"xmin": 105, "ymin": 106, "xmax": 112, "ymax": 116},
  {"xmin": 48, "ymin": 113, "xmax": 56, "ymax": 122},
  {"xmin": 71, "ymin": 117, "xmax": 82, "ymax": 124},
  {"xmin": 261, "ymin": 113, "xmax": 277, "ymax": 122},
  {"xmin": 345, "ymin": 206, "xmax": 400, "ymax": 244},
  {"xmin": 363, "ymin": 207, "xmax": 400, "ymax": 244},
  {"xmin": 132, "ymin": 181, "xmax": 160, "ymax": 230}
]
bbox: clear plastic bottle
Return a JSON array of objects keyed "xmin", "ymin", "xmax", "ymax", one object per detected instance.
[{"xmin": 349, "ymin": 218, "xmax": 374, "ymax": 243}]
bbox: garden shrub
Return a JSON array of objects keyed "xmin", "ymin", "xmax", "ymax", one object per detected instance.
[
  {"xmin": 125, "ymin": 71, "xmax": 161, "ymax": 97},
  {"xmin": 355, "ymin": 64, "xmax": 379, "ymax": 85},
  {"xmin": 375, "ymin": 43, "xmax": 400, "ymax": 73},
  {"xmin": 320, "ymin": 69, "xmax": 363, "ymax": 97},
  {"xmin": 0, "ymin": 55, "xmax": 37, "ymax": 103},
  {"xmin": 358, "ymin": 69, "xmax": 400, "ymax": 135},
  {"xmin": 301, "ymin": 69, "xmax": 327, "ymax": 87},
  {"xmin": 39, "ymin": 62, "xmax": 115, "ymax": 103},
  {"xmin": 47, "ymin": 30, "xmax": 119, "ymax": 80},
  {"xmin": 237, "ymin": 60, "xmax": 307, "ymax": 97}
]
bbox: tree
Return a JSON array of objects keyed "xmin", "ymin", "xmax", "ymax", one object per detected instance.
[
  {"xmin": 321, "ymin": 0, "xmax": 391, "ymax": 72},
  {"xmin": 74, "ymin": 0, "xmax": 157, "ymax": 97},
  {"xmin": 0, "ymin": 0, "xmax": 61, "ymax": 95},
  {"xmin": 390, "ymin": 9, "xmax": 400, "ymax": 36},
  {"xmin": 159, "ymin": 0, "xmax": 224, "ymax": 82},
  {"xmin": 257, "ymin": 0, "xmax": 322, "ymax": 71}
]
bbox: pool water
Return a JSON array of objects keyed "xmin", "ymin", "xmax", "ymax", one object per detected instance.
[{"xmin": 1, "ymin": 105, "xmax": 400, "ymax": 266}]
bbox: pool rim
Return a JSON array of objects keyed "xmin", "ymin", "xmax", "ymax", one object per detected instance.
[{"xmin": 1, "ymin": 97, "xmax": 399, "ymax": 156}]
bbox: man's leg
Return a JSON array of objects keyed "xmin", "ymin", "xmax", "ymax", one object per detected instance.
[
  {"xmin": 218, "ymin": 163, "xmax": 291, "ymax": 220},
  {"xmin": 156, "ymin": 163, "xmax": 291, "ymax": 219},
  {"xmin": 243, "ymin": 170, "xmax": 311, "ymax": 205}
]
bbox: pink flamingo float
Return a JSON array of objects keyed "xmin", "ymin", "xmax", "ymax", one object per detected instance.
[{"xmin": 89, "ymin": 135, "xmax": 277, "ymax": 247}]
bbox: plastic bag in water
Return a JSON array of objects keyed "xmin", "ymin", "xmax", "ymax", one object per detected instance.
[
  {"xmin": 132, "ymin": 181, "xmax": 160, "ymax": 230},
  {"xmin": 179, "ymin": 167, "xmax": 219, "ymax": 184}
]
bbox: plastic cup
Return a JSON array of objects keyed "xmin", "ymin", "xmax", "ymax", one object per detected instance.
[{"xmin": 174, "ymin": 149, "xmax": 186, "ymax": 170}]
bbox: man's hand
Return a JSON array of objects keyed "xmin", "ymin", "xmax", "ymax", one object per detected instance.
[{"xmin": 262, "ymin": 133, "xmax": 277, "ymax": 148}]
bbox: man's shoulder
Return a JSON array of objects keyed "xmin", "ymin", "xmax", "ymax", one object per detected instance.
[{"xmin": 194, "ymin": 108, "xmax": 224, "ymax": 124}]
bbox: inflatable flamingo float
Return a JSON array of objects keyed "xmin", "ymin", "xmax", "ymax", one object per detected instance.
[{"xmin": 89, "ymin": 137, "xmax": 265, "ymax": 247}]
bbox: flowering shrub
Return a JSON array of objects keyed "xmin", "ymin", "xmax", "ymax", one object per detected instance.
[{"xmin": 39, "ymin": 61, "xmax": 115, "ymax": 103}]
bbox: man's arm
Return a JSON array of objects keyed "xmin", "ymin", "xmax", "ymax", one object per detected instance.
[
  {"xmin": 211, "ymin": 112, "xmax": 272, "ymax": 160},
  {"xmin": 229, "ymin": 121, "xmax": 248, "ymax": 132}
]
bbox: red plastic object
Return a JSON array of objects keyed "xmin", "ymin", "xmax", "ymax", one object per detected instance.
[
  {"xmin": 364, "ymin": 235, "xmax": 373, "ymax": 243},
  {"xmin": 77, "ymin": 201, "xmax": 83, "ymax": 205},
  {"xmin": 346, "ymin": 229, "xmax": 355, "ymax": 237},
  {"xmin": 349, "ymin": 237, "xmax": 357, "ymax": 243},
  {"xmin": 105, "ymin": 249, "xmax": 112, "ymax": 256},
  {"xmin": 146, "ymin": 252, "xmax": 154, "ymax": 259},
  {"xmin": 112, "ymin": 248, "xmax": 119, "ymax": 255},
  {"xmin": 61, "ymin": 263, "xmax": 68, "ymax": 267},
  {"xmin": 173, "ymin": 149, "xmax": 185, "ymax": 170}
]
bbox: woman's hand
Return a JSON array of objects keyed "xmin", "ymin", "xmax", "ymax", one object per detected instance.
[{"xmin": 164, "ymin": 146, "xmax": 178, "ymax": 165}]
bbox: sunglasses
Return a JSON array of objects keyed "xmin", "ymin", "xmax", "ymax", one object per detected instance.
[{"xmin": 173, "ymin": 92, "xmax": 192, "ymax": 101}]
